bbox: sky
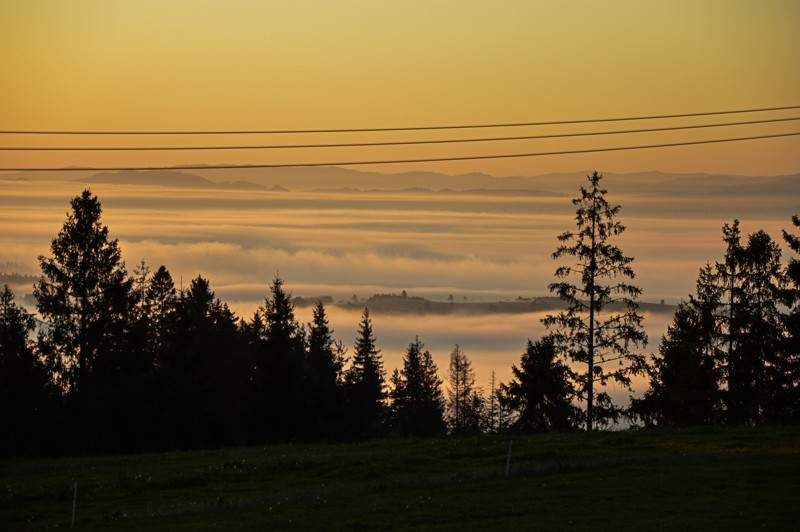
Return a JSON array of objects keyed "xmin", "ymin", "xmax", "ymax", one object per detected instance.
[
  {"xmin": 1, "ymin": 2, "xmax": 799, "ymax": 399},
  {"xmin": 1, "ymin": 1, "xmax": 799, "ymax": 176}
]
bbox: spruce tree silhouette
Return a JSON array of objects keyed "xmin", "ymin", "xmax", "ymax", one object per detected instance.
[
  {"xmin": 251, "ymin": 277, "xmax": 306, "ymax": 441},
  {"xmin": 632, "ymin": 265, "xmax": 723, "ymax": 427},
  {"xmin": 445, "ymin": 345, "xmax": 484, "ymax": 435},
  {"xmin": 780, "ymin": 215, "xmax": 800, "ymax": 422},
  {"xmin": 543, "ymin": 172, "xmax": 647, "ymax": 430},
  {"xmin": 305, "ymin": 301, "xmax": 346, "ymax": 440},
  {"xmin": 345, "ymin": 309, "xmax": 386, "ymax": 438},
  {"xmin": 500, "ymin": 336, "xmax": 579, "ymax": 431},
  {"xmin": 389, "ymin": 337, "xmax": 446, "ymax": 436},
  {"xmin": 35, "ymin": 189, "xmax": 134, "ymax": 396},
  {"xmin": 34, "ymin": 189, "xmax": 138, "ymax": 451},
  {"xmin": 0, "ymin": 285, "xmax": 53, "ymax": 455}
]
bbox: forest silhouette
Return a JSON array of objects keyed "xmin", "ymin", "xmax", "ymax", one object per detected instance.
[{"xmin": 1, "ymin": 173, "xmax": 798, "ymax": 457}]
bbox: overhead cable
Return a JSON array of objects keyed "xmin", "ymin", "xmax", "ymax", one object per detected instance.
[
  {"xmin": 1, "ymin": 131, "xmax": 798, "ymax": 172},
  {"xmin": 2, "ymin": 116, "xmax": 797, "ymax": 151}
]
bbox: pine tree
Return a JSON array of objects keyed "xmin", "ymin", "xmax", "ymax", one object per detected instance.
[
  {"xmin": 785, "ymin": 215, "xmax": 800, "ymax": 292},
  {"xmin": 389, "ymin": 337, "xmax": 446, "ymax": 436},
  {"xmin": 738, "ymin": 230, "xmax": 787, "ymax": 424},
  {"xmin": 144, "ymin": 265, "xmax": 178, "ymax": 364},
  {"xmin": 32, "ymin": 190, "xmax": 143, "ymax": 452},
  {"xmin": 164, "ymin": 276, "xmax": 251, "ymax": 448},
  {"xmin": 716, "ymin": 220, "xmax": 748, "ymax": 424},
  {"xmin": 542, "ymin": 172, "xmax": 648, "ymax": 430},
  {"xmin": 0, "ymin": 286, "xmax": 52, "ymax": 455},
  {"xmin": 251, "ymin": 276, "xmax": 306, "ymax": 441},
  {"xmin": 779, "ymin": 215, "xmax": 800, "ymax": 422},
  {"xmin": 446, "ymin": 345, "xmax": 483, "ymax": 435},
  {"xmin": 34, "ymin": 189, "xmax": 135, "ymax": 395},
  {"xmin": 632, "ymin": 295, "xmax": 722, "ymax": 427},
  {"xmin": 499, "ymin": 337, "xmax": 579, "ymax": 431},
  {"xmin": 305, "ymin": 301, "xmax": 346, "ymax": 440},
  {"xmin": 715, "ymin": 223, "xmax": 793, "ymax": 425},
  {"xmin": 716, "ymin": 225, "xmax": 786, "ymax": 424},
  {"xmin": 344, "ymin": 308, "xmax": 386, "ymax": 438}
]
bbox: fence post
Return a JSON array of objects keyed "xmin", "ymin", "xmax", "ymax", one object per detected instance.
[
  {"xmin": 71, "ymin": 481, "xmax": 77, "ymax": 527},
  {"xmin": 505, "ymin": 440, "xmax": 513, "ymax": 479}
]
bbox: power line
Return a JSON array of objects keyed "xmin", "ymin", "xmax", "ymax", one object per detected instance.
[
  {"xmin": 1, "ymin": 104, "xmax": 799, "ymax": 135},
  {"xmin": 2, "ymin": 116, "xmax": 797, "ymax": 151},
  {"xmin": 2, "ymin": 131, "xmax": 798, "ymax": 172}
]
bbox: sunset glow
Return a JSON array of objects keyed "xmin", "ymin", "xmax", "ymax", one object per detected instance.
[{"xmin": 1, "ymin": 1, "xmax": 798, "ymax": 175}]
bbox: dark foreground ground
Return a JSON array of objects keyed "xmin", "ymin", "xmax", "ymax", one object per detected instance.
[{"xmin": 2, "ymin": 427, "xmax": 799, "ymax": 530}]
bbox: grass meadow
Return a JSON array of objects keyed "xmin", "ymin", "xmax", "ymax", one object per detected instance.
[{"xmin": 2, "ymin": 427, "xmax": 799, "ymax": 530}]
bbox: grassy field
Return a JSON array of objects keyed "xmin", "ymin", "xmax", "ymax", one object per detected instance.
[{"xmin": 2, "ymin": 427, "xmax": 799, "ymax": 530}]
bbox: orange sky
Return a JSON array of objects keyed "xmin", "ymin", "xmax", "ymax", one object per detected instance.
[{"xmin": 1, "ymin": 1, "xmax": 799, "ymax": 176}]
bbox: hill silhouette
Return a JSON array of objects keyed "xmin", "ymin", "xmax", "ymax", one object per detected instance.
[
  {"xmin": 78, "ymin": 170, "xmax": 281, "ymax": 191},
  {"xmin": 2, "ymin": 166, "xmax": 797, "ymax": 198}
]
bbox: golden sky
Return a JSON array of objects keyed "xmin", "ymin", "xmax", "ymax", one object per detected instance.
[{"xmin": 1, "ymin": 0, "xmax": 799, "ymax": 176}]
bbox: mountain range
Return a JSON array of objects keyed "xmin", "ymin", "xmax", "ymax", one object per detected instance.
[{"xmin": 1, "ymin": 166, "xmax": 798, "ymax": 197}]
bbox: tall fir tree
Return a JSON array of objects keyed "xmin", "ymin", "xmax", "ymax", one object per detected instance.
[
  {"xmin": 738, "ymin": 230, "xmax": 787, "ymax": 424},
  {"xmin": 304, "ymin": 301, "xmax": 346, "ymax": 440},
  {"xmin": 163, "ymin": 276, "xmax": 251, "ymax": 448},
  {"xmin": 252, "ymin": 276, "xmax": 306, "ymax": 441},
  {"xmin": 716, "ymin": 225, "xmax": 788, "ymax": 424},
  {"xmin": 34, "ymin": 190, "xmax": 142, "ymax": 452},
  {"xmin": 500, "ymin": 336, "xmax": 579, "ymax": 431},
  {"xmin": 445, "ymin": 345, "xmax": 484, "ymax": 435},
  {"xmin": 631, "ymin": 270, "xmax": 723, "ymax": 427},
  {"xmin": 779, "ymin": 215, "xmax": 800, "ymax": 421},
  {"xmin": 0, "ymin": 286, "xmax": 53, "ymax": 455},
  {"xmin": 485, "ymin": 370, "xmax": 514, "ymax": 433},
  {"xmin": 144, "ymin": 265, "xmax": 178, "ymax": 366},
  {"xmin": 389, "ymin": 337, "xmax": 446, "ymax": 436},
  {"xmin": 34, "ymin": 189, "xmax": 135, "ymax": 396},
  {"xmin": 784, "ymin": 215, "xmax": 800, "ymax": 293},
  {"xmin": 716, "ymin": 220, "xmax": 747, "ymax": 424},
  {"xmin": 718, "ymin": 220, "xmax": 744, "ymax": 347},
  {"xmin": 344, "ymin": 308, "xmax": 386, "ymax": 438},
  {"xmin": 542, "ymin": 172, "xmax": 648, "ymax": 430}
]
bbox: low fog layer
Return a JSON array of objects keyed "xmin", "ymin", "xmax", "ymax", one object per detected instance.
[{"xmin": 1, "ymin": 170, "xmax": 797, "ymax": 398}]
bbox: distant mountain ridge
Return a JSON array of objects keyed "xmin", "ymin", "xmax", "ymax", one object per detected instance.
[
  {"xmin": 1, "ymin": 166, "xmax": 797, "ymax": 197},
  {"xmin": 78, "ymin": 170, "xmax": 287, "ymax": 191}
]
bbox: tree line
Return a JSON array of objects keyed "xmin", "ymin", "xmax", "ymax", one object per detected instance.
[{"xmin": 2, "ymin": 174, "xmax": 799, "ymax": 456}]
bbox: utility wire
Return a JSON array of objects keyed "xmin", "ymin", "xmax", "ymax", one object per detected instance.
[
  {"xmin": 2, "ymin": 116, "xmax": 797, "ymax": 151},
  {"xmin": 2, "ymin": 131, "xmax": 798, "ymax": 172},
  {"xmin": 1, "ymin": 104, "xmax": 799, "ymax": 135}
]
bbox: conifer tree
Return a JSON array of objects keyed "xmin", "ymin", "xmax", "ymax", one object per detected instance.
[
  {"xmin": 632, "ymin": 278, "xmax": 722, "ymax": 427},
  {"xmin": 305, "ymin": 301, "xmax": 346, "ymax": 440},
  {"xmin": 252, "ymin": 276, "xmax": 306, "ymax": 441},
  {"xmin": 390, "ymin": 337, "xmax": 446, "ymax": 436},
  {"xmin": 716, "ymin": 220, "xmax": 748, "ymax": 424},
  {"xmin": 714, "ymin": 223, "xmax": 793, "ymax": 425},
  {"xmin": 34, "ymin": 189, "xmax": 135, "ymax": 395},
  {"xmin": 345, "ymin": 308, "xmax": 386, "ymax": 438},
  {"xmin": 164, "ymin": 276, "xmax": 250, "ymax": 448},
  {"xmin": 0, "ymin": 286, "xmax": 52, "ymax": 455},
  {"xmin": 782, "ymin": 215, "xmax": 800, "ymax": 423},
  {"xmin": 543, "ymin": 172, "xmax": 647, "ymax": 430},
  {"xmin": 500, "ymin": 336, "xmax": 579, "ymax": 431},
  {"xmin": 144, "ymin": 265, "xmax": 178, "ymax": 364},
  {"xmin": 485, "ymin": 370, "xmax": 514, "ymax": 433},
  {"xmin": 779, "ymin": 215, "xmax": 800, "ymax": 422},
  {"xmin": 785, "ymin": 215, "xmax": 800, "ymax": 292},
  {"xmin": 738, "ymin": 230, "xmax": 787, "ymax": 424},
  {"xmin": 446, "ymin": 345, "xmax": 484, "ymax": 435}
]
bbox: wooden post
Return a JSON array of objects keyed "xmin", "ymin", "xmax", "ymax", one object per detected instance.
[
  {"xmin": 71, "ymin": 481, "xmax": 78, "ymax": 527},
  {"xmin": 505, "ymin": 440, "xmax": 513, "ymax": 479}
]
